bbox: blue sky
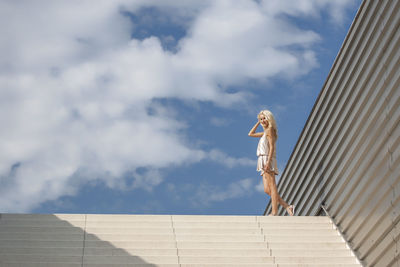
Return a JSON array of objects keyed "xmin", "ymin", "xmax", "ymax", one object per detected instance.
[{"xmin": 0, "ymin": 0, "xmax": 361, "ymax": 215}]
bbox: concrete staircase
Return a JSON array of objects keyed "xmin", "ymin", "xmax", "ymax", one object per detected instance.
[{"xmin": 0, "ymin": 214, "xmax": 361, "ymax": 267}]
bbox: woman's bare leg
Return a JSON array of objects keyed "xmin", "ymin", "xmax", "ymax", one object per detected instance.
[
  {"xmin": 262, "ymin": 174, "xmax": 271, "ymax": 195},
  {"xmin": 262, "ymin": 174, "xmax": 289, "ymax": 208},
  {"xmin": 264, "ymin": 172, "xmax": 293, "ymax": 215},
  {"xmin": 265, "ymin": 172, "xmax": 278, "ymax": 214}
]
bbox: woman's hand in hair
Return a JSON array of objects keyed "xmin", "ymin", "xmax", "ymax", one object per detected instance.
[{"xmin": 248, "ymin": 121, "xmax": 263, "ymax": 137}]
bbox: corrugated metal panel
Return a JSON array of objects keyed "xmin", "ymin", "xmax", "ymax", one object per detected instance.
[{"xmin": 264, "ymin": 0, "xmax": 400, "ymax": 266}]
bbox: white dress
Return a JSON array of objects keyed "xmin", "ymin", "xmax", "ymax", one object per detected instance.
[{"xmin": 257, "ymin": 132, "xmax": 279, "ymax": 176}]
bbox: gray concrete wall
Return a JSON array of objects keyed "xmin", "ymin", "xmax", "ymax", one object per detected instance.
[{"xmin": 264, "ymin": 0, "xmax": 400, "ymax": 266}]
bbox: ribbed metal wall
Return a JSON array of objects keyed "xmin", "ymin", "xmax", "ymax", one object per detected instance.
[{"xmin": 264, "ymin": 0, "xmax": 400, "ymax": 266}]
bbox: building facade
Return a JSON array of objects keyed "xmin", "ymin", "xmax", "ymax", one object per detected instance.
[{"xmin": 265, "ymin": 0, "xmax": 400, "ymax": 266}]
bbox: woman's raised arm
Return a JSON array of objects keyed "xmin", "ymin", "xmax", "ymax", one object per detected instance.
[{"xmin": 248, "ymin": 121, "xmax": 263, "ymax": 137}]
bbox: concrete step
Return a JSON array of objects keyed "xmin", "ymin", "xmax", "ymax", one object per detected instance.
[
  {"xmin": 268, "ymin": 242, "xmax": 347, "ymax": 250},
  {"xmin": 86, "ymin": 214, "xmax": 172, "ymax": 222},
  {"xmin": 256, "ymin": 216, "xmax": 332, "ymax": 223},
  {"xmin": 0, "ymin": 255, "xmax": 179, "ymax": 264},
  {"xmin": 86, "ymin": 234, "xmax": 267, "ymax": 242},
  {"xmin": 0, "ymin": 240, "xmax": 83, "ymax": 248},
  {"xmin": 84, "ymin": 226, "xmax": 334, "ymax": 234},
  {"xmin": 179, "ymin": 265, "xmax": 360, "ymax": 267},
  {"xmin": 83, "ymin": 255, "xmax": 179, "ymax": 264},
  {"xmin": 177, "ymin": 248, "xmax": 270, "ymax": 257},
  {"xmin": 277, "ymin": 265, "xmax": 361, "ymax": 267},
  {"xmin": 172, "ymin": 215, "xmax": 257, "ymax": 222},
  {"xmin": 85, "ymin": 221, "xmax": 172, "ymax": 228},
  {"xmin": 275, "ymin": 256, "xmax": 359, "ymax": 264},
  {"xmin": 84, "ymin": 248, "xmax": 178, "ymax": 256},
  {"xmin": 0, "ymin": 214, "xmax": 361, "ymax": 266},
  {"xmin": 0, "ymin": 241, "xmax": 270, "ymax": 250},
  {"xmin": 179, "ymin": 265, "xmax": 274, "ymax": 267},
  {"xmin": 0, "ymin": 220, "xmax": 86, "ymax": 227},
  {"xmin": 0, "ymin": 214, "xmax": 331, "ymax": 223},
  {"xmin": 262, "ymin": 229, "xmax": 339, "ymax": 236},
  {"xmin": 0, "ymin": 254, "xmax": 82, "ymax": 263},
  {"xmin": 0, "ymin": 264, "xmax": 362, "ymax": 267},
  {"xmin": 271, "ymin": 249, "xmax": 352, "ymax": 257},
  {"xmin": 0, "ymin": 222, "xmax": 336, "ymax": 230},
  {"xmin": 259, "ymin": 222, "xmax": 334, "ymax": 229},
  {"xmin": 172, "ymin": 222, "xmax": 259, "ymax": 228},
  {"xmin": 178, "ymin": 256, "xmax": 274, "ymax": 264},
  {"xmin": 0, "ymin": 232, "xmax": 84, "ymax": 241},
  {"xmin": 173, "ymin": 228, "xmax": 262, "ymax": 235},
  {"xmin": 85, "ymin": 227, "xmax": 262, "ymax": 235},
  {"xmin": 0, "ymin": 247, "xmax": 83, "ymax": 255},
  {"xmin": 176, "ymin": 241, "xmax": 268, "ymax": 249},
  {"xmin": 0, "ymin": 214, "xmax": 85, "ymax": 221},
  {"xmin": 1, "ymin": 264, "xmax": 82, "ymax": 267},
  {"xmin": 85, "ymin": 234, "xmax": 176, "ymax": 241},
  {"xmin": 175, "ymin": 234, "xmax": 265, "ymax": 242},
  {"xmin": 1, "ymin": 264, "xmax": 179, "ymax": 267},
  {"xmin": 85, "ymin": 240, "xmax": 177, "ymax": 249},
  {"xmin": 0, "ymin": 226, "xmax": 84, "ymax": 234},
  {"xmin": 265, "ymin": 235, "xmax": 343, "ymax": 242},
  {"xmin": 179, "ymin": 265, "xmax": 359, "ymax": 267},
  {"xmin": 85, "ymin": 228, "xmax": 174, "ymax": 234},
  {"xmin": 0, "ymin": 247, "xmax": 177, "ymax": 257},
  {"xmin": 84, "ymin": 265, "xmax": 179, "ymax": 267},
  {"xmin": 87, "ymin": 265, "xmax": 269, "ymax": 267}
]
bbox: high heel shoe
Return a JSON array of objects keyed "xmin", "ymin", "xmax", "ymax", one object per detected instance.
[{"xmin": 286, "ymin": 205, "xmax": 295, "ymax": 216}]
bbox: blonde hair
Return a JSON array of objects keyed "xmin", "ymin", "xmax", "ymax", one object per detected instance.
[{"xmin": 258, "ymin": 109, "xmax": 278, "ymax": 139}]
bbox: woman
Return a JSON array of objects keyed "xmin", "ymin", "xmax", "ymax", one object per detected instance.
[{"xmin": 248, "ymin": 110, "xmax": 294, "ymax": 216}]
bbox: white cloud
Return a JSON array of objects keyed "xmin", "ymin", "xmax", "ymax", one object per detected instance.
[
  {"xmin": 256, "ymin": 180, "xmax": 265, "ymax": 193},
  {"xmin": 0, "ymin": 0, "xmax": 355, "ymax": 211},
  {"xmin": 192, "ymin": 178, "xmax": 255, "ymax": 206},
  {"xmin": 261, "ymin": 0, "xmax": 359, "ymax": 25},
  {"xmin": 210, "ymin": 117, "xmax": 231, "ymax": 127},
  {"xmin": 208, "ymin": 149, "xmax": 254, "ymax": 168}
]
